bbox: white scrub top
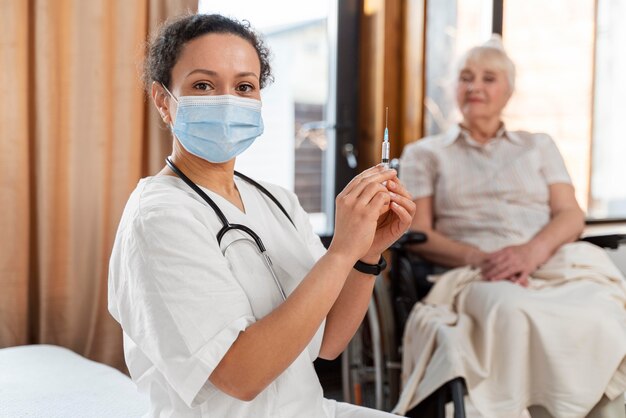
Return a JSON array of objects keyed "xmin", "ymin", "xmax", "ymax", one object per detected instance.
[{"xmin": 108, "ymin": 175, "xmax": 334, "ymax": 417}]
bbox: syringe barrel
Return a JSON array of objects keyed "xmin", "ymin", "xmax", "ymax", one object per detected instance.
[{"xmin": 381, "ymin": 141, "xmax": 390, "ymax": 168}]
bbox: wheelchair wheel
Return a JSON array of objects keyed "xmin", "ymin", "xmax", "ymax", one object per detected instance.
[
  {"xmin": 341, "ymin": 274, "xmax": 399, "ymax": 411},
  {"xmin": 374, "ymin": 272, "xmax": 402, "ymax": 407}
]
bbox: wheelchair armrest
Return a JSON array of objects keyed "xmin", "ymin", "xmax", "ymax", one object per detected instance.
[
  {"xmin": 580, "ymin": 234, "xmax": 626, "ymax": 250},
  {"xmin": 393, "ymin": 231, "xmax": 428, "ymax": 249}
]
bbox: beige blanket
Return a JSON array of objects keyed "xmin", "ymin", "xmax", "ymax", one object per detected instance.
[{"xmin": 392, "ymin": 242, "xmax": 626, "ymax": 418}]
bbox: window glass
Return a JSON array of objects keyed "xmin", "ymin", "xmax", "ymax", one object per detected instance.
[
  {"xmin": 423, "ymin": 0, "xmax": 493, "ymax": 136},
  {"xmin": 591, "ymin": 0, "xmax": 626, "ymax": 218},
  {"xmin": 502, "ymin": 0, "xmax": 595, "ymax": 212},
  {"xmin": 198, "ymin": 0, "xmax": 338, "ymax": 234}
]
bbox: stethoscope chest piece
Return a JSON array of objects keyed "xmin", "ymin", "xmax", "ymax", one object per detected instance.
[{"xmin": 165, "ymin": 157, "xmax": 292, "ymax": 301}]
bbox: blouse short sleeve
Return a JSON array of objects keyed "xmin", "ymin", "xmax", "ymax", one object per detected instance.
[
  {"xmin": 399, "ymin": 140, "xmax": 437, "ymax": 199},
  {"xmin": 538, "ymin": 134, "xmax": 572, "ymax": 185},
  {"xmin": 110, "ymin": 205, "xmax": 255, "ymax": 408}
]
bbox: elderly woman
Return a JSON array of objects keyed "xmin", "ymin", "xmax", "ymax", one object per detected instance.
[
  {"xmin": 108, "ymin": 14, "xmax": 415, "ymax": 418},
  {"xmin": 394, "ymin": 37, "xmax": 626, "ymax": 418}
]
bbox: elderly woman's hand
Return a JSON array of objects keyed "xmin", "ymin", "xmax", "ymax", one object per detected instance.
[
  {"xmin": 480, "ymin": 243, "xmax": 546, "ymax": 287},
  {"xmin": 480, "ymin": 243, "xmax": 547, "ymax": 287}
]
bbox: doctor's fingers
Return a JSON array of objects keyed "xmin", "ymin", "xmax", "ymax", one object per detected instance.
[
  {"xmin": 336, "ymin": 187, "xmax": 388, "ymax": 224},
  {"xmin": 350, "ymin": 186, "xmax": 391, "ymax": 214},
  {"xmin": 349, "ymin": 173, "xmax": 397, "ymax": 204},
  {"xmin": 353, "ymin": 181, "xmax": 390, "ymax": 206},
  {"xmin": 342, "ymin": 167, "xmax": 397, "ymax": 195},
  {"xmin": 388, "ymin": 198, "xmax": 415, "ymax": 229},
  {"xmin": 337, "ymin": 181, "xmax": 386, "ymax": 212},
  {"xmin": 383, "ymin": 194, "xmax": 416, "ymax": 230},
  {"xmin": 341, "ymin": 165, "xmax": 385, "ymax": 192},
  {"xmin": 367, "ymin": 190, "xmax": 392, "ymax": 214},
  {"xmin": 389, "ymin": 191, "xmax": 416, "ymax": 218},
  {"xmin": 386, "ymin": 178, "xmax": 413, "ymax": 200}
]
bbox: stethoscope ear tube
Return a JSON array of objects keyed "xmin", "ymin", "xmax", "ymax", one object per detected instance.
[
  {"xmin": 220, "ymin": 234, "xmax": 286, "ymax": 302},
  {"xmin": 261, "ymin": 252, "xmax": 287, "ymax": 301},
  {"xmin": 165, "ymin": 157, "xmax": 230, "ymax": 227}
]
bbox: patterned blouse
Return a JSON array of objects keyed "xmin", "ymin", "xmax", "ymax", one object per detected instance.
[{"xmin": 399, "ymin": 124, "xmax": 572, "ymax": 252}]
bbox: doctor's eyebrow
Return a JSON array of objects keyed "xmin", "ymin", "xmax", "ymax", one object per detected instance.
[{"xmin": 185, "ymin": 69, "xmax": 259, "ymax": 79}]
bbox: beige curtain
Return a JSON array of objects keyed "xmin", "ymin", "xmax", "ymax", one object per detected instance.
[{"xmin": 0, "ymin": 0, "xmax": 196, "ymax": 370}]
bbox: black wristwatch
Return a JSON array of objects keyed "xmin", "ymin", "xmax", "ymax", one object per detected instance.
[{"xmin": 353, "ymin": 255, "xmax": 387, "ymax": 275}]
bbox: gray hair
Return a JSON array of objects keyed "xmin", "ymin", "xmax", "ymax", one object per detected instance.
[{"xmin": 456, "ymin": 34, "xmax": 516, "ymax": 93}]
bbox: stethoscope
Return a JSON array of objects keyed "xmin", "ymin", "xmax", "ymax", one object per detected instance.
[{"xmin": 165, "ymin": 157, "xmax": 295, "ymax": 301}]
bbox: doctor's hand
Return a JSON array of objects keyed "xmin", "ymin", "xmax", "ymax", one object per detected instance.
[
  {"xmin": 480, "ymin": 243, "xmax": 546, "ymax": 287},
  {"xmin": 329, "ymin": 165, "xmax": 399, "ymax": 263},
  {"xmin": 363, "ymin": 176, "xmax": 416, "ymax": 261}
]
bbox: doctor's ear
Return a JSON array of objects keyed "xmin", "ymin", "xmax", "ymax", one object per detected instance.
[{"xmin": 151, "ymin": 81, "xmax": 172, "ymax": 124}]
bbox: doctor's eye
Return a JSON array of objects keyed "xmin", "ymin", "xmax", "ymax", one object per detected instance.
[
  {"xmin": 193, "ymin": 82, "xmax": 214, "ymax": 91},
  {"xmin": 236, "ymin": 83, "xmax": 255, "ymax": 93}
]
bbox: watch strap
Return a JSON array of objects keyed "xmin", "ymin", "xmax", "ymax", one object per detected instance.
[{"xmin": 353, "ymin": 255, "xmax": 387, "ymax": 275}]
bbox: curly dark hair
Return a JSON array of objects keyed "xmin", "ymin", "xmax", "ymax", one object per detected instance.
[{"xmin": 143, "ymin": 14, "xmax": 273, "ymax": 92}]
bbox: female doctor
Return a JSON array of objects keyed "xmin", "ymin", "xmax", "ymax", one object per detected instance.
[{"xmin": 108, "ymin": 13, "xmax": 415, "ymax": 417}]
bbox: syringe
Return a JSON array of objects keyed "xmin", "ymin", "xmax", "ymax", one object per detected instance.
[{"xmin": 381, "ymin": 107, "xmax": 390, "ymax": 168}]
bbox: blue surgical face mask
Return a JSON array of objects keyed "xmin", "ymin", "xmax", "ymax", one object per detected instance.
[{"xmin": 162, "ymin": 84, "xmax": 264, "ymax": 163}]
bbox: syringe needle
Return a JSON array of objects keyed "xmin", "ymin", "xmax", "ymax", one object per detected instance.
[{"xmin": 385, "ymin": 107, "xmax": 388, "ymax": 132}]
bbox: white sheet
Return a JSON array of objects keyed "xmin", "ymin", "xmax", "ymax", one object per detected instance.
[{"xmin": 0, "ymin": 344, "xmax": 148, "ymax": 417}]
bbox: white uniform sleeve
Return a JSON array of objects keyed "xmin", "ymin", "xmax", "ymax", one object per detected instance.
[{"xmin": 113, "ymin": 207, "xmax": 255, "ymax": 407}]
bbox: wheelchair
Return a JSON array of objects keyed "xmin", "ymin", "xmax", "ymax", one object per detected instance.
[
  {"xmin": 341, "ymin": 229, "xmax": 626, "ymax": 418},
  {"xmin": 341, "ymin": 231, "xmax": 467, "ymax": 418}
]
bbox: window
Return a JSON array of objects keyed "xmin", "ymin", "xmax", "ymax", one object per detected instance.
[
  {"xmin": 591, "ymin": 0, "xmax": 626, "ymax": 219},
  {"xmin": 198, "ymin": 0, "xmax": 338, "ymax": 235},
  {"xmin": 423, "ymin": 0, "xmax": 493, "ymax": 136},
  {"xmin": 502, "ymin": 0, "xmax": 595, "ymax": 213}
]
